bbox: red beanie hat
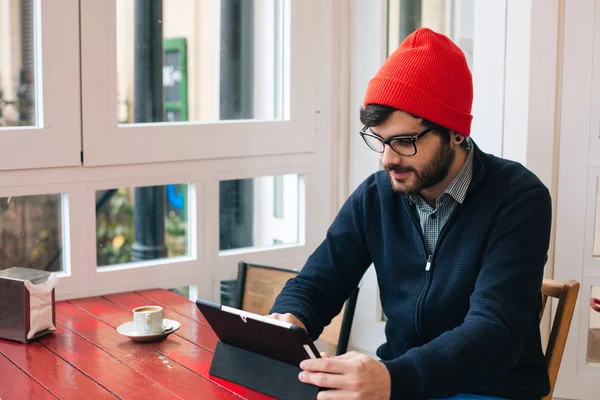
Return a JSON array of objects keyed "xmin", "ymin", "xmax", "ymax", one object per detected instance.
[{"xmin": 363, "ymin": 28, "xmax": 473, "ymax": 136}]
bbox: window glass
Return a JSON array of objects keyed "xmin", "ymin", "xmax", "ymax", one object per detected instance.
[
  {"xmin": 220, "ymin": 174, "xmax": 300, "ymax": 251},
  {"xmin": 0, "ymin": 0, "xmax": 38, "ymax": 128},
  {"xmin": 387, "ymin": 0, "xmax": 474, "ymax": 68},
  {"xmin": 588, "ymin": 286, "xmax": 600, "ymax": 364},
  {"xmin": 96, "ymin": 184, "xmax": 190, "ymax": 267},
  {"xmin": 594, "ymin": 179, "xmax": 600, "ymax": 257},
  {"xmin": 116, "ymin": 0, "xmax": 286, "ymax": 124},
  {"xmin": 0, "ymin": 194, "xmax": 63, "ymax": 273}
]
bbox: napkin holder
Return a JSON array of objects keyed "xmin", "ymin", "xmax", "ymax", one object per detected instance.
[{"xmin": 0, "ymin": 267, "xmax": 57, "ymax": 343}]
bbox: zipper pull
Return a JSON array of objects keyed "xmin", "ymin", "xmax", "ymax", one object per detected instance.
[{"xmin": 425, "ymin": 255, "xmax": 432, "ymax": 271}]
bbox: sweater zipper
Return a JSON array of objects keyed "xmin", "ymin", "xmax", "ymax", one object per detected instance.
[
  {"xmin": 406, "ymin": 167, "xmax": 484, "ymax": 342},
  {"xmin": 405, "ymin": 199, "xmax": 431, "ymax": 341}
]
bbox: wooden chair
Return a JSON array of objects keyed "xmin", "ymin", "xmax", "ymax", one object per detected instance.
[
  {"xmin": 539, "ymin": 278, "xmax": 580, "ymax": 400},
  {"xmin": 236, "ymin": 261, "xmax": 359, "ymax": 356}
]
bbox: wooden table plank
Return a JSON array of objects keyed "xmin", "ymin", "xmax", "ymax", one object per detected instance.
[
  {"xmin": 0, "ymin": 338, "xmax": 116, "ymax": 400},
  {"xmin": 103, "ymin": 292, "xmax": 219, "ymax": 352},
  {"xmin": 136, "ymin": 289, "xmax": 209, "ymax": 325},
  {"xmin": 72, "ymin": 294, "xmax": 273, "ymax": 400},
  {"xmin": 39, "ymin": 324, "xmax": 182, "ymax": 400},
  {"xmin": 0, "ymin": 352, "xmax": 56, "ymax": 400},
  {"xmin": 55, "ymin": 301, "xmax": 238, "ymax": 400}
]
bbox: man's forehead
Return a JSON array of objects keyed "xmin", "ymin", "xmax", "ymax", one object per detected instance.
[{"xmin": 369, "ymin": 113, "xmax": 426, "ymax": 136}]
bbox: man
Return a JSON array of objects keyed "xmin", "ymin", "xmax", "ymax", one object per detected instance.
[{"xmin": 270, "ymin": 28, "xmax": 551, "ymax": 399}]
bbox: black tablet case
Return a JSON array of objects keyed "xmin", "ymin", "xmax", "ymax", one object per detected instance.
[{"xmin": 197, "ymin": 299, "xmax": 320, "ymax": 399}]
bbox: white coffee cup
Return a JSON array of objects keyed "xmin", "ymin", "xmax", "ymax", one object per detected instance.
[{"xmin": 132, "ymin": 305, "xmax": 163, "ymax": 334}]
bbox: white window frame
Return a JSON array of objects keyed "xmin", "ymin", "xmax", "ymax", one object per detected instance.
[
  {"xmin": 0, "ymin": 183, "xmax": 87, "ymax": 296},
  {"xmin": 80, "ymin": 0, "xmax": 319, "ymax": 167},
  {"xmin": 0, "ymin": 0, "xmax": 336, "ymax": 301},
  {"xmin": 0, "ymin": 0, "xmax": 81, "ymax": 171},
  {"xmin": 0, "ymin": 154, "xmax": 332, "ymax": 301}
]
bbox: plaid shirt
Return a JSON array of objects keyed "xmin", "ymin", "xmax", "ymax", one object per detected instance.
[{"xmin": 408, "ymin": 142, "xmax": 474, "ymax": 254}]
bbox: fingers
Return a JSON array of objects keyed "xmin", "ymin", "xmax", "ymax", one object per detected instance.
[
  {"xmin": 299, "ymin": 371, "xmax": 348, "ymax": 390},
  {"xmin": 333, "ymin": 351, "xmax": 360, "ymax": 360},
  {"xmin": 316, "ymin": 390, "xmax": 359, "ymax": 400},
  {"xmin": 268, "ymin": 312, "xmax": 293, "ymax": 324},
  {"xmin": 268, "ymin": 313, "xmax": 306, "ymax": 330},
  {"xmin": 270, "ymin": 313, "xmax": 290, "ymax": 319},
  {"xmin": 301, "ymin": 357, "xmax": 350, "ymax": 374},
  {"xmin": 320, "ymin": 352, "xmax": 329, "ymax": 358}
]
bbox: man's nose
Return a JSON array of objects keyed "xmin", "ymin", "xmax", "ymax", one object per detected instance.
[{"xmin": 381, "ymin": 144, "xmax": 402, "ymax": 167}]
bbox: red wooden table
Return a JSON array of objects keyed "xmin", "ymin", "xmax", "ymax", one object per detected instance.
[{"xmin": 0, "ymin": 289, "xmax": 274, "ymax": 400}]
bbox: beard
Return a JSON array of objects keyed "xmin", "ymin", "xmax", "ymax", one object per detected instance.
[{"xmin": 385, "ymin": 141, "xmax": 455, "ymax": 195}]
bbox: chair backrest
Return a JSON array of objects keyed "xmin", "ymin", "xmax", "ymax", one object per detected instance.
[
  {"xmin": 236, "ymin": 261, "xmax": 359, "ymax": 355},
  {"xmin": 539, "ymin": 278, "xmax": 580, "ymax": 400}
]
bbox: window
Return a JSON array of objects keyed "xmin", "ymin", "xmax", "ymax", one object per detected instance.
[
  {"xmin": 219, "ymin": 175, "xmax": 301, "ymax": 252},
  {"xmin": 0, "ymin": 0, "xmax": 332, "ymax": 300},
  {"xmin": 273, "ymin": 175, "xmax": 284, "ymax": 218},
  {"xmin": 386, "ymin": 0, "xmax": 506, "ymax": 157},
  {"xmin": 387, "ymin": 0, "xmax": 473, "ymax": 66},
  {"xmin": 116, "ymin": 0, "xmax": 285, "ymax": 124},
  {"xmin": 0, "ymin": 0, "xmax": 80, "ymax": 170},
  {"xmin": 387, "ymin": 0, "xmax": 474, "ymax": 63},
  {"xmin": 589, "ymin": 286, "xmax": 600, "ymax": 364},
  {"xmin": 0, "ymin": 0, "xmax": 36, "ymax": 128},
  {"xmin": 95, "ymin": 184, "xmax": 190, "ymax": 268},
  {"xmin": 0, "ymin": 194, "xmax": 64, "ymax": 273},
  {"xmin": 81, "ymin": 0, "xmax": 318, "ymax": 167},
  {"xmin": 595, "ymin": 178, "xmax": 600, "ymax": 257}
]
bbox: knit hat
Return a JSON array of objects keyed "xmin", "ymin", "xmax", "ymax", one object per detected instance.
[{"xmin": 363, "ymin": 28, "xmax": 473, "ymax": 136}]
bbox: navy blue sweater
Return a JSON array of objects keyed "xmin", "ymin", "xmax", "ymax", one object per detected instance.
[{"xmin": 271, "ymin": 146, "xmax": 552, "ymax": 399}]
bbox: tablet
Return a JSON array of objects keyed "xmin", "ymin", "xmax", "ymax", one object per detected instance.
[{"xmin": 196, "ymin": 298, "xmax": 321, "ymax": 366}]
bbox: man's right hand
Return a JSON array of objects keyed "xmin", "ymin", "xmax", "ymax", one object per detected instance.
[{"xmin": 269, "ymin": 312, "xmax": 307, "ymax": 331}]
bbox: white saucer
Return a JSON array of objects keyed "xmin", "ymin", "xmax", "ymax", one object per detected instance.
[{"xmin": 116, "ymin": 318, "xmax": 181, "ymax": 342}]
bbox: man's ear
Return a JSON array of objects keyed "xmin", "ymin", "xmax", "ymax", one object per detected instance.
[{"xmin": 452, "ymin": 132, "xmax": 464, "ymax": 144}]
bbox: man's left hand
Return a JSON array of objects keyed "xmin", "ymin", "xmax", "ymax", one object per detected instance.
[{"xmin": 298, "ymin": 351, "xmax": 391, "ymax": 399}]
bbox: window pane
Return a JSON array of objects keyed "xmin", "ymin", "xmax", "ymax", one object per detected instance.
[
  {"xmin": 588, "ymin": 286, "xmax": 600, "ymax": 364},
  {"xmin": 96, "ymin": 184, "xmax": 190, "ymax": 267},
  {"xmin": 220, "ymin": 175, "xmax": 301, "ymax": 251},
  {"xmin": 116, "ymin": 0, "xmax": 286, "ymax": 125},
  {"xmin": 169, "ymin": 285, "xmax": 191, "ymax": 299},
  {"xmin": 273, "ymin": 175, "xmax": 284, "ymax": 218},
  {"xmin": 0, "ymin": 194, "xmax": 63, "ymax": 273},
  {"xmin": 0, "ymin": 0, "xmax": 37, "ymax": 128},
  {"xmin": 594, "ymin": 179, "xmax": 600, "ymax": 257},
  {"xmin": 387, "ymin": 0, "xmax": 474, "ymax": 68}
]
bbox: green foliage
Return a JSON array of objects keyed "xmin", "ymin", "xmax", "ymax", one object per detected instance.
[
  {"xmin": 96, "ymin": 189, "xmax": 134, "ymax": 266},
  {"xmin": 166, "ymin": 210, "xmax": 188, "ymax": 257},
  {"xmin": 29, "ymin": 229, "xmax": 52, "ymax": 265},
  {"xmin": 96, "ymin": 188, "xmax": 188, "ymax": 266}
]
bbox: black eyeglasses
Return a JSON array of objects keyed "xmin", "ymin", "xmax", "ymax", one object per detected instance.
[{"xmin": 359, "ymin": 126, "xmax": 434, "ymax": 156}]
